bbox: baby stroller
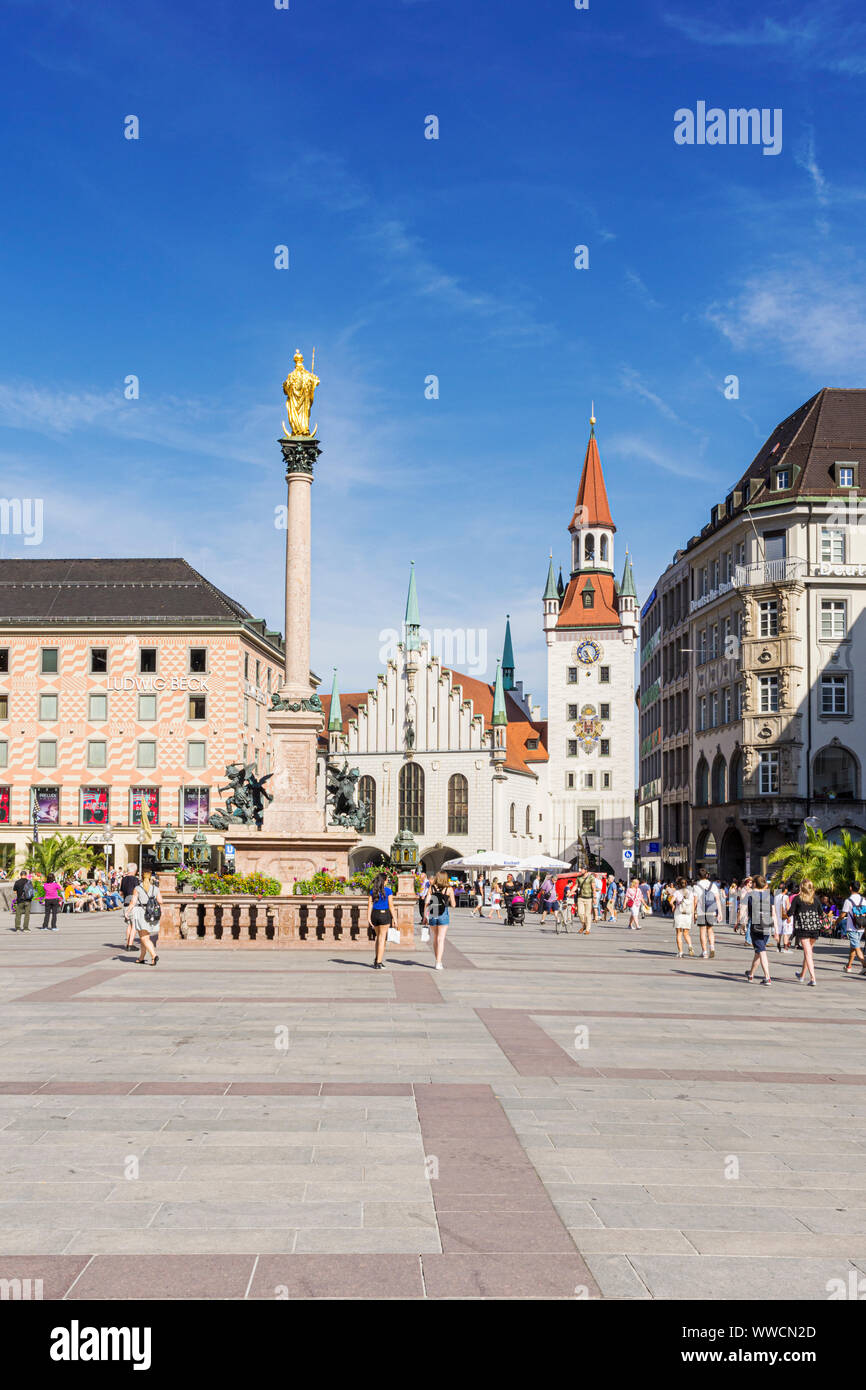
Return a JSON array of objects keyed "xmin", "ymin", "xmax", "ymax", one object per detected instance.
[{"xmin": 506, "ymin": 891, "xmax": 525, "ymax": 926}]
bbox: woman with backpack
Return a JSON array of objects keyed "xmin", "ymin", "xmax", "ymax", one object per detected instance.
[
  {"xmin": 671, "ymin": 876, "xmax": 696, "ymax": 957},
  {"xmin": 842, "ymin": 882, "xmax": 866, "ymax": 975},
  {"xmin": 367, "ymin": 871, "xmax": 395, "ymax": 970},
  {"xmin": 789, "ymin": 879, "xmax": 822, "ymax": 986},
  {"xmin": 132, "ymin": 871, "xmax": 162, "ymax": 966},
  {"xmin": 422, "ymin": 871, "xmax": 455, "ymax": 970}
]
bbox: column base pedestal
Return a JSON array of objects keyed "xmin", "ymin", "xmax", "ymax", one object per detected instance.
[{"xmin": 229, "ymin": 829, "xmax": 359, "ymax": 890}]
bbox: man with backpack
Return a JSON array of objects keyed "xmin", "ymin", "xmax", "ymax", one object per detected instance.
[
  {"xmin": 694, "ymin": 873, "xmax": 724, "ymax": 959},
  {"xmin": 575, "ymin": 869, "xmax": 595, "ymax": 934},
  {"xmin": 842, "ymin": 881, "xmax": 866, "ymax": 975},
  {"xmin": 12, "ymin": 871, "xmax": 35, "ymax": 931}
]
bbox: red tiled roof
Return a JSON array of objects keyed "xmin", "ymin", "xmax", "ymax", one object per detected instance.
[
  {"xmin": 570, "ymin": 430, "xmax": 615, "ymax": 531},
  {"xmin": 556, "ymin": 572, "xmax": 621, "ymax": 629}
]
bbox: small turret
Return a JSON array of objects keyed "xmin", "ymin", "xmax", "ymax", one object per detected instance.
[
  {"xmin": 502, "ymin": 615, "xmax": 515, "ymax": 691},
  {"xmin": 404, "ymin": 562, "xmax": 420, "ymax": 652},
  {"xmin": 491, "ymin": 659, "xmax": 507, "ymax": 764},
  {"xmin": 543, "ymin": 553, "xmax": 559, "ymax": 637},
  {"xmin": 328, "ymin": 667, "xmax": 343, "ymax": 754},
  {"xmin": 619, "ymin": 548, "xmax": 639, "ymax": 639}
]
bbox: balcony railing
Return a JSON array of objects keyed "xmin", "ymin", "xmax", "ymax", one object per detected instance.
[{"xmin": 733, "ymin": 557, "xmax": 806, "ymax": 589}]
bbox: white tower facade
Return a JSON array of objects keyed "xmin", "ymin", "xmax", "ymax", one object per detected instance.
[{"xmin": 544, "ymin": 422, "xmax": 638, "ymax": 873}]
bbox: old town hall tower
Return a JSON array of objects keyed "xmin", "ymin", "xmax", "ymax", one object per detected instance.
[{"xmin": 543, "ymin": 418, "xmax": 638, "ymax": 872}]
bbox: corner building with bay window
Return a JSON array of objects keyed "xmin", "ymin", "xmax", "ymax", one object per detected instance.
[
  {"xmin": 0, "ymin": 559, "xmax": 284, "ymax": 870},
  {"xmin": 638, "ymin": 387, "xmax": 866, "ymax": 881}
]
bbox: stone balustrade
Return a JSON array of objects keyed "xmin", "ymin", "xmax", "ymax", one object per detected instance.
[{"xmin": 158, "ymin": 875, "xmax": 417, "ymax": 949}]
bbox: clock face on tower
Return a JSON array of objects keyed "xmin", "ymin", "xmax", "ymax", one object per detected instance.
[{"xmin": 574, "ymin": 639, "xmax": 602, "ymax": 666}]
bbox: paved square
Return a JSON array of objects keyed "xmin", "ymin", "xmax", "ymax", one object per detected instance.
[{"xmin": 2, "ymin": 907, "xmax": 865, "ymax": 1298}]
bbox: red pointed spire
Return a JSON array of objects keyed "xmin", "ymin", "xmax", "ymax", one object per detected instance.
[{"xmin": 569, "ymin": 422, "xmax": 616, "ymax": 532}]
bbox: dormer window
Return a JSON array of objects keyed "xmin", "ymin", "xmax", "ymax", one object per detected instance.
[
  {"xmin": 836, "ymin": 462, "xmax": 858, "ymax": 488},
  {"xmin": 774, "ymin": 469, "xmax": 790, "ymax": 490},
  {"xmin": 582, "ymin": 587, "xmax": 595, "ymax": 609}
]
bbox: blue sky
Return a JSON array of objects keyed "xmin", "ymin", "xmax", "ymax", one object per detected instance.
[{"xmin": 2, "ymin": 0, "xmax": 865, "ymax": 707}]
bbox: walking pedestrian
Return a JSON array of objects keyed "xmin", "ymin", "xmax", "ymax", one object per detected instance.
[
  {"xmin": 417, "ymin": 869, "xmax": 430, "ymax": 924},
  {"xmin": 842, "ymin": 882, "xmax": 866, "ymax": 974},
  {"xmin": 12, "ymin": 871, "xmax": 34, "ymax": 931},
  {"xmin": 121, "ymin": 863, "xmax": 140, "ymax": 949},
  {"xmin": 575, "ymin": 868, "xmax": 594, "ymax": 933},
  {"xmin": 625, "ymin": 878, "xmax": 643, "ymax": 930},
  {"xmin": 40, "ymin": 873, "xmax": 61, "ymax": 931},
  {"xmin": 132, "ymin": 872, "xmax": 162, "ymax": 966},
  {"xmin": 745, "ymin": 875, "xmax": 772, "ymax": 985},
  {"xmin": 790, "ymin": 879, "xmax": 822, "ymax": 986},
  {"xmin": 671, "ymin": 876, "xmax": 696, "ymax": 957},
  {"xmin": 488, "ymin": 878, "xmax": 503, "ymax": 920},
  {"xmin": 694, "ymin": 873, "xmax": 723, "ymax": 959},
  {"xmin": 423, "ymin": 871, "xmax": 455, "ymax": 970},
  {"xmin": 366, "ymin": 871, "xmax": 395, "ymax": 970}
]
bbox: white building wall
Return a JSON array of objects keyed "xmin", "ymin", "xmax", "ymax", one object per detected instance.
[{"xmin": 545, "ymin": 622, "xmax": 637, "ymax": 873}]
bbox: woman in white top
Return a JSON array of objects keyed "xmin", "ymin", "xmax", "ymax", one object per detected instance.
[
  {"xmin": 625, "ymin": 878, "xmax": 643, "ymax": 931},
  {"xmin": 132, "ymin": 872, "xmax": 163, "ymax": 966},
  {"xmin": 672, "ymin": 876, "xmax": 696, "ymax": 958}
]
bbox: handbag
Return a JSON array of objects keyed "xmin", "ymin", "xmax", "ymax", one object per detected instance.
[
  {"xmin": 421, "ymin": 925, "xmax": 430, "ymax": 942},
  {"xmin": 387, "ymin": 924, "xmax": 400, "ymax": 944}
]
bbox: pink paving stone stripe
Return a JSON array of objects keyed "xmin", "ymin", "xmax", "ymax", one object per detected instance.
[
  {"xmin": 64, "ymin": 1253, "xmax": 257, "ymax": 1301},
  {"xmin": 249, "ymin": 1254, "xmax": 424, "ymax": 1300},
  {"xmin": 390, "ymin": 970, "xmax": 444, "ymax": 1003},
  {"xmin": 420, "ymin": 1252, "xmax": 597, "ymax": 1299},
  {"xmin": 12, "ymin": 968, "xmax": 129, "ymax": 1003},
  {"xmin": 474, "ymin": 1008, "xmax": 584, "ymax": 1077},
  {"xmin": 0, "ymin": 1257, "xmax": 93, "ymax": 1301},
  {"xmin": 414, "ymin": 1082, "xmax": 600, "ymax": 1292},
  {"xmin": 441, "ymin": 938, "xmax": 477, "ymax": 970}
]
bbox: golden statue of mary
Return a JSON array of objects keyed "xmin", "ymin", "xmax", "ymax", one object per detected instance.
[{"xmin": 282, "ymin": 349, "xmax": 320, "ymax": 437}]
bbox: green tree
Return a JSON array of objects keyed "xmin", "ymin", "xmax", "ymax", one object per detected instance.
[
  {"xmin": 767, "ymin": 825, "xmax": 838, "ymax": 891},
  {"xmin": 825, "ymin": 830, "xmax": 866, "ymax": 898},
  {"xmin": 21, "ymin": 833, "xmax": 97, "ymax": 879}
]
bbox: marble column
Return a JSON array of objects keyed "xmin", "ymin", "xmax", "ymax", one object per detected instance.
[{"xmin": 280, "ymin": 436, "xmax": 321, "ymax": 699}]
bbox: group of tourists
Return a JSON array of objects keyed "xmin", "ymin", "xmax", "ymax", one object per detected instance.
[
  {"xmin": 662, "ymin": 873, "xmax": 866, "ymax": 987},
  {"xmin": 10, "ymin": 864, "xmax": 164, "ymax": 965}
]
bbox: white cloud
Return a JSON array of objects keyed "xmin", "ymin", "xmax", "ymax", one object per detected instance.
[
  {"xmin": 663, "ymin": 9, "xmax": 866, "ymax": 73},
  {"xmin": 706, "ymin": 260, "xmax": 866, "ymax": 378}
]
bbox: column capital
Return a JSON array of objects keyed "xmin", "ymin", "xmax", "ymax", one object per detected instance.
[{"xmin": 279, "ymin": 437, "xmax": 321, "ymax": 479}]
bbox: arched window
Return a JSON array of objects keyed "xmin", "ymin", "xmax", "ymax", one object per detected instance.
[
  {"xmin": 509, "ymin": 802, "xmax": 516, "ymax": 834},
  {"xmin": 398, "ymin": 761, "xmax": 425, "ymax": 834},
  {"xmin": 600, "ymin": 534, "xmax": 608, "ymax": 563},
  {"xmin": 584, "ymin": 534, "xmax": 595, "ymax": 561},
  {"xmin": 525, "ymin": 805, "xmax": 531, "ymax": 834},
  {"xmin": 730, "ymin": 748, "xmax": 743, "ymax": 801},
  {"xmin": 358, "ymin": 775, "xmax": 376, "ymax": 833},
  {"xmin": 814, "ymin": 745, "xmax": 858, "ymax": 800},
  {"xmin": 447, "ymin": 773, "xmax": 468, "ymax": 835},
  {"xmin": 711, "ymin": 754, "xmax": 726, "ymax": 805},
  {"xmin": 695, "ymin": 756, "xmax": 709, "ymax": 806}
]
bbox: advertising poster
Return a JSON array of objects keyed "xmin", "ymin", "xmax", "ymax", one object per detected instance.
[
  {"xmin": 183, "ymin": 787, "xmax": 209, "ymax": 825},
  {"xmin": 81, "ymin": 788, "xmax": 109, "ymax": 826},
  {"xmin": 131, "ymin": 788, "xmax": 159, "ymax": 826}
]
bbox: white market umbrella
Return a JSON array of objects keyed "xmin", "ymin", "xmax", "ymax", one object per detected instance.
[
  {"xmin": 441, "ymin": 851, "xmax": 523, "ymax": 870},
  {"xmin": 516, "ymin": 854, "xmax": 572, "ymax": 872}
]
